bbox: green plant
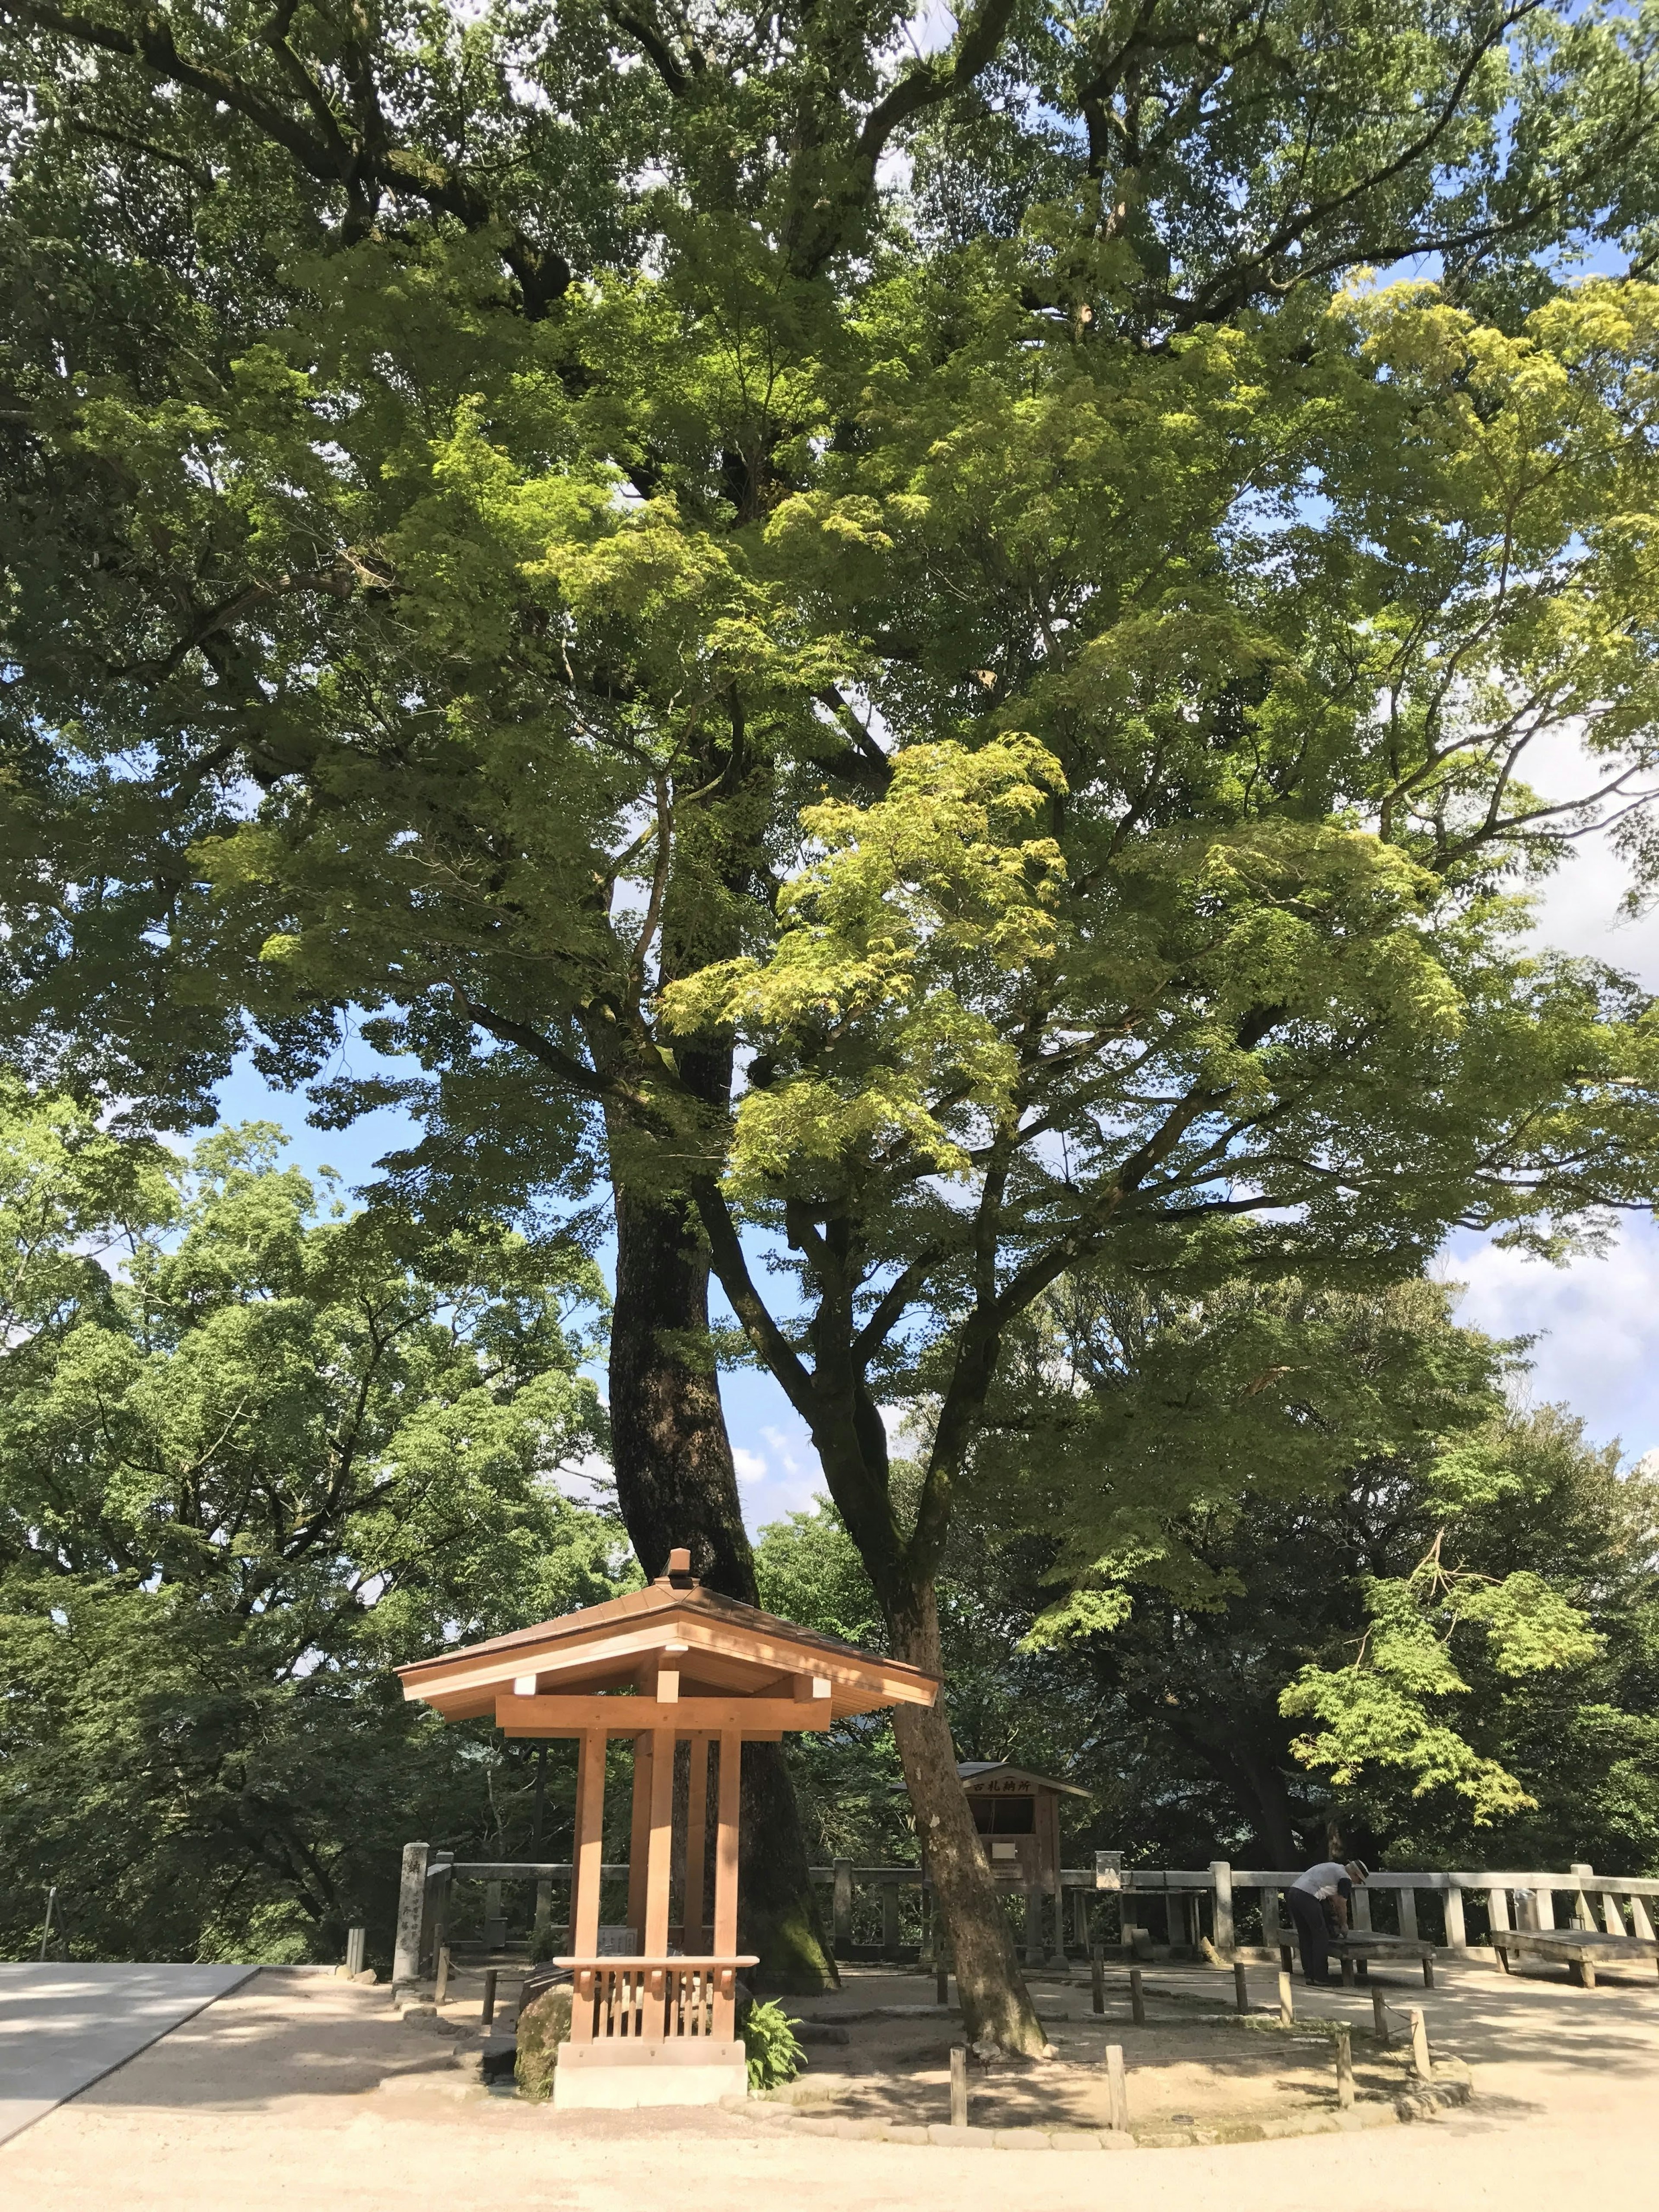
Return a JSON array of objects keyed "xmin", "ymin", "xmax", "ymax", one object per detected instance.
[{"xmin": 741, "ymin": 1999, "xmax": 806, "ymax": 2092}]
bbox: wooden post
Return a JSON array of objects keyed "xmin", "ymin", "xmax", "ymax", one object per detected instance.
[
  {"xmin": 949, "ymin": 2044, "xmax": 968, "ymax": 2128},
  {"xmin": 345, "ymin": 1926, "xmax": 366, "ymax": 1977},
  {"xmin": 1130, "ymin": 1965, "xmax": 1145, "ymax": 2025},
  {"xmin": 1397, "ymin": 1886, "xmax": 1419, "ymax": 1941},
  {"xmin": 1628, "ymin": 1893, "xmax": 1656, "ymax": 1941},
  {"xmin": 713, "ymin": 1730, "xmax": 741, "ymax": 2038},
  {"xmin": 1091, "ymin": 1947, "xmax": 1106, "ymax": 2015},
  {"xmin": 1409, "ymin": 2007, "xmax": 1431, "ymax": 2082},
  {"xmin": 1233, "ymin": 1961, "xmax": 1249, "ymax": 2014},
  {"xmin": 832, "ymin": 1856, "xmax": 853, "ymax": 1958},
  {"xmin": 483, "ymin": 1878, "xmax": 504, "ymax": 1951},
  {"xmin": 1351, "ymin": 1880, "xmax": 1372, "ymax": 1932},
  {"xmin": 1534, "ymin": 1884, "xmax": 1557, "ymax": 1931},
  {"xmin": 434, "ymin": 1945, "xmax": 451, "ymax": 2005},
  {"xmin": 1444, "ymin": 1881, "xmax": 1467, "ymax": 1951},
  {"xmin": 1570, "ymin": 1864, "xmax": 1596, "ymax": 1931},
  {"xmin": 1071, "ymin": 1887, "xmax": 1089, "ymax": 1955},
  {"xmin": 882, "ymin": 1878, "xmax": 901, "ymax": 1960},
  {"xmin": 626, "ymin": 1733, "xmax": 654, "ymax": 1939},
  {"xmin": 1335, "ymin": 2025, "xmax": 1354, "ymax": 2110},
  {"xmin": 683, "ymin": 1736, "xmax": 710, "ymax": 1952},
  {"xmin": 1373, "ymin": 1985, "xmax": 1389, "ymax": 2042},
  {"xmin": 1601, "ymin": 1892, "xmax": 1626, "ymax": 1937},
  {"xmin": 1487, "ymin": 1885, "xmax": 1511, "ymax": 1937},
  {"xmin": 1105, "ymin": 2044, "xmax": 1129, "ymax": 2133},
  {"xmin": 1260, "ymin": 1887, "xmax": 1281, "ymax": 1950},
  {"xmin": 1211, "ymin": 1862, "xmax": 1234, "ymax": 1956},
  {"xmin": 481, "ymin": 1968, "xmax": 498, "ymax": 2028},
  {"xmin": 1278, "ymin": 1968, "xmax": 1294, "ymax": 2027},
  {"xmin": 568, "ymin": 1725, "xmax": 606, "ymax": 2045},
  {"xmin": 645, "ymin": 1726, "xmax": 676, "ymax": 1960},
  {"xmin": 391, "ymin": 1841, "xmax": 429, "ymax": 1994}
]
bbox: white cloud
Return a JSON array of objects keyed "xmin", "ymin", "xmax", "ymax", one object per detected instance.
[
  {"xmin": 1441, "ymin": 1218, "xmax": 1659, "ymax": 1461},
  {"xmin": 732, "ymin": 1447, "xmax": 769, "ymax": 1485}
]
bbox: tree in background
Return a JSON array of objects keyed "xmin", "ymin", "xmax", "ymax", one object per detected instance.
[
  {"xmin": 756, "ymin": 1287, "xmax": 1659, "ymax": 1886},
  {"xmin": 6, "ymin": 0, "xmax": 1659, "ymax": 2038},
  {"xmin": 0, "ymin": 1087, "xmax": 623, "ymax": 1963}
]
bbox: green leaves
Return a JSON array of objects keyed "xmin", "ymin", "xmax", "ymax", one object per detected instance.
[
  {"xmin": 1282, "ymin": 1538, "xmax": 1605, "ymax": 1822},
  {"xmin": 0, "ymin": 1088, "xmax": 625, "ymax": 1961}
]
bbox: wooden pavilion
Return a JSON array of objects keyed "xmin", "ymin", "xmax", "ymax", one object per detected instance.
[{"xmin": 397, "ymin": 1548, "xmax": 939, "ymax": 2108}]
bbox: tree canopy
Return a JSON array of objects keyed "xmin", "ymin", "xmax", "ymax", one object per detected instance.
[{"xmin": 0, "ymin": 1088, "xmax": 621, "ymax": 1963}]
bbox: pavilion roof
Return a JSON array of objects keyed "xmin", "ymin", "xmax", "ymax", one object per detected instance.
[{"xmin": 397, "ymin": 1567, "xmax": 940, "ymax": 1726}]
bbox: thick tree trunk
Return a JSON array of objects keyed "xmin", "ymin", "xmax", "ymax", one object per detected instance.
[
  {"xmin": 608, "ymin": 1169, "xmax": 837, "ymax": 1993},
  {"xmin": 888, "ymin": 1574, "xmax": 1047, "ymax": 2054}
]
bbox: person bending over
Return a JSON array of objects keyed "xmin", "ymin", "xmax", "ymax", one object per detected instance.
[{"xmin": 1285, "ymin": 1859, "xmax": 1369, "ymax": 1985}]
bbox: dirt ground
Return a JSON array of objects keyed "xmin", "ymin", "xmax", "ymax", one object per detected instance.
[{"xmin": 4, "ymin": 1953, "xmax": 1658, "ymax": 2212}]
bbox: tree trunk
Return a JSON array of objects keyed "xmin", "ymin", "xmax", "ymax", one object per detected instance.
[
  {"xmin": 608, "ymin": 1167, "xmax": 837, "ymax": 1993},
  {"xmin": 888, "ymin": 1573, "xmax": 1047, "ymax": 2053}
]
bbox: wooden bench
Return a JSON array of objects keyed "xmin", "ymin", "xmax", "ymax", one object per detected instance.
[
  {"xmin": 1490, "ymin": 1926, "xmax": 1659, "ymax": 1989},
  {"xmin": 1278, "ymin": 1934, "xmax": 1438, "ymax": 1987}
]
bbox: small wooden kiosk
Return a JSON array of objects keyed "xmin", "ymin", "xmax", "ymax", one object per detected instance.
[
  {"xmin": 954, "ymin": 1761, "xmax": 1089, "ymax": 1961},
  {"xmin": 397, "ymin": 1548, "xmax": 938, "ymax": 2108}
]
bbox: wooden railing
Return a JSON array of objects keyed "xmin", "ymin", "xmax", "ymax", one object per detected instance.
[{"xmin": 556, "ymin": 1954, "xmax": 757, "ymax": 2042}]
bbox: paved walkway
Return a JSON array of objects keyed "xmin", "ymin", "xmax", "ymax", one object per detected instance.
[
  {"xmin": 3, "ymin": 1954, "xmax": 1657, "ymax": 2208},
  {"xmin": 0, "ymin": 1964, "xmax": 258, "ymax": 2145}
]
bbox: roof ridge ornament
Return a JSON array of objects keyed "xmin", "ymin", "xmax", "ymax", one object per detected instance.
[{"xmin": 657, "ymin": 1545, "xmax": 698, "ymax": 1590}]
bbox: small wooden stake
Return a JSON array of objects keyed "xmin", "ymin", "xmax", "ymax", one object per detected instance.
[
  {"xmin": 1278, "ymin": 1968, "xmax": 1294, "ymax": 2027},
  {"xmin": 1335, "ymin": 2024, "xmax": 1354, "ymax": 2110},
  {"xmin": 1233, "ymin": 1961, "xmax": 1249, "ymax": 2014},
  {"xmin": 1130, "ymin": 1965, "xmax": 1146, "ymax": 2025},
  {"xmin": 434, "ymin": 1945, "xmax": 450, "ymax": 2006},
  {"xmin": 1372, "ymin": 1986, "xmax": 1389, "ymax": 2044},
  {"xmin": 1106, "ymin": 2043, "xmax": 1129, "ymax": 2133},
  {"xmin": 949, "ymin": 2043, "xmax": 968, "ymax": 2129},
  {"xmin": 1409, "ymin": 2006, "xmax": 1432, "ymax": 2082},
  {"xmin": 1091, "ymin": 1946, "xmax": 1106, "ymax": 2015},
  {"xmin": 481, "ymin": 1967, "xmax": 499, "ymax": 2028}
]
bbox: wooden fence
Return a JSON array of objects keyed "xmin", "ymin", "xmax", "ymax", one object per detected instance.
[{"xmin": 391, "ymin": 1842, "xmax": 1659, "ymax": 1989}]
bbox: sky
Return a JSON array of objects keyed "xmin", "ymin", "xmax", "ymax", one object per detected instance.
[{"xmin": 212, "ymin": 760, "xmax": 1659, "ymax": 1540}]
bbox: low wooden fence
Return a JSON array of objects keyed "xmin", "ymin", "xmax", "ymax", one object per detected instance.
[{"xmin": 391, "ymin": 1840, "xmax": 1659, "ymax": 1989}]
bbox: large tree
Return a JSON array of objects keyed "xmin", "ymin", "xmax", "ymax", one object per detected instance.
[
  {"xmin": 6, "ymin": 0, "xmax": 1659, "ymax": 2038},
  {"xmin": 0, "ymin": 1088, "xmax": 623, "ymax": 1962}
]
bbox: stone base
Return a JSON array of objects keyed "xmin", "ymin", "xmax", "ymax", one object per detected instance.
[{"xmin": 553, "ymin": 2040, "xmax": 748, "ymax": 2110}]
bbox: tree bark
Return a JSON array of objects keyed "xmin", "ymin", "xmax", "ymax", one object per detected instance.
[
  {"xmin": 888, "ymin": 1572, "xmax": 1048, "ymax": 2053},
  {"xmin": 607, "ymin": 1162, "xmax": 837, "ymax": 1993}
]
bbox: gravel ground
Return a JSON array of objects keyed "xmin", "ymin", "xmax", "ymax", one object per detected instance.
[{"xmin": 2, "ymin": 1954, "xmax": 1656, "ymax": 2212}]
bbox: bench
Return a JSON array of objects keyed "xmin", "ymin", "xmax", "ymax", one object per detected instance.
[
  {"xmin": 1490, "ymin": 1927, "xmax": 1659, "ymax": 1989},
  {"xmin": 1278, "ymin": 1934, "xmax": 1438, "ymax": 1987}
]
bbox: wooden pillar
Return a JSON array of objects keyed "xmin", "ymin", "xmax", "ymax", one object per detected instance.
[
  {"xmin": 1351, "ymin": 1882, "xmax": 1373, "ymax": 1932},
  {"xmin": 1570, "ymin": 1864, "xmax": 1596, "ymax": 1932},
  {"xmin": 626, "ymin": 1732, "xmax": 654, "ymax": 1938},
  {"xmin": 713, "ymin": 1731, "xmax": 741, "ymax": 2039},
  {"xmin": 1398, "ymin": 1886, "xmax": 1419, "ymax": 1940},
  {"xmin": 645, "ymin": 1726, "xmax": 676, "ymax": 1958},
  {"xmin": 1023, "ymin": 1880, "xmax": 1043, "ymax": 1966},
  {"xmin": 1444, "ymin": 1881, "xmax": 1467, "ymax": 1950},
  {"xmin": 1487, "ymin": 1884, "xmax": 1511, "ymax": 1936},
  {"xmin": 1628, "ymin": 1893, "xmax": 1656, "ymax": 1941},
  {"xmin": 683, "ymin": 1736, "xmax": 710, "ymax": 1952},
  {"xmin": 882, "ymin": 1878, "xmax": 901, "ymax": 1960},
  {"xmin": 1211, "ymin": 1862, "xmax": 1234, "ymax": 1956},
  {"xmin": 569, "ymin": 1727, "xmax": 606, "ymax": 2044}
]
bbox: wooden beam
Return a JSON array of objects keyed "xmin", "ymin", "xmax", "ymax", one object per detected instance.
[
  {"xmin": 626, "ymin": 1732, "xmax": 653, "ymax": 1938},
  {"xmin": 712, "ymin": 1731, "xmax": 741, "ymax": 2037},
  {"xmin": 683, "ymin": 1736, "xmax": 710, "ymax": 1953},
  {"xmin": 495, "ymin": 1694, "xmax": 836, "ymax": 1736},
  {"xmin": 645, "ymin": 1726, "xmax": 675, "ymax": 1958},
  {"xmin": 569, "ymin": 1729, "xmax": 606, "ymax": 2040},
  {"xmin": 793, "ymin": 1672, "xmax": 833, "ymax": 1702}
]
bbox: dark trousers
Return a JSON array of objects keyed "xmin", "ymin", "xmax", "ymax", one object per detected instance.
[{"xmin": 1286, "ymin": 1886, "xmax": 1333, "ymax": 1983}]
